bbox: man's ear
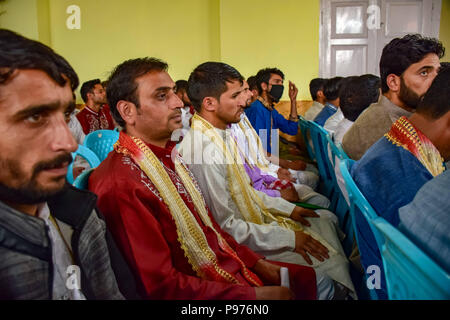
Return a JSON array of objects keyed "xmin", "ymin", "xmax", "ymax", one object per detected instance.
[
  {"xmin": 317, "ymin": 90, "xmax": 325, "ymax": 98},
  {"xmin": 260, "ymin": 82, "xmax": 268, "ymax": 92},
  {"xmin": 386, "ymin": 74, "xmax": 401, "ymax": 93},
  {"xmin": 201, "ymin": 97, "xmax": 218, "ymax": 112},
  {"xmin": 116, "ymin": 100, "xmax": 138, "ymax": 126}
]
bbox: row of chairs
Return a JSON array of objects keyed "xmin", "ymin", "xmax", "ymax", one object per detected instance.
[
  {"xmin": 66, "ymin": 129, "xmax": 120, "ymax": 187},
  {"xmin": 298, "ymin": 115, "xmax": 450, "ymax": 300}
]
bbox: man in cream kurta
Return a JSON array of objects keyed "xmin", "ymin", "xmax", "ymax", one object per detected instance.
[
  {"xmin": 178, "ymin": 62, "xmax": 355, "ymax": 296},
  {"xmin": 179, "ymin": 118, "xmax": 355, "ymax": 296}
]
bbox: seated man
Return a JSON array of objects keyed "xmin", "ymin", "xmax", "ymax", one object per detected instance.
[
  {"xmin": 231, "ymin": 81, "xmax": 328, "ymax": 206},
  {"xmin": 244, "ymin": 67, "xmax": 299, "ymax": 155},
  {"xmin": 342, "ymin": 34, "xmax": 444, "ymax": 160},
  {"xmin": 323, "ymin": 76, "xmax": 356, "ymax": 137},
  {"xmin": 351, "ymin": 65, "xmax": 450, "ymax": 298},
  {"xmin": 398, "ymin": 170, "xmax": 450, "ymax": 273},
  {"xmin": 304, "ymin": 78, "xmax": 327, "ymax": 121},
  {"xmin": 244, "ymin": 69, "xmax": 319, "ymax": 189},
  {"xmin": 174, "ymin": 79, "xmax": 194, "ymax": 130},
  {"xmin": 77, "ymin": 79, "xmax": 116, "ymax": 134},
  {"xmin": 313, "ymin": 77, "xmax": 343, "ymax": 126},
  {"xmin": 333, "ymin": 74, "xmax": 380, "ymax": 144},
  {"xmin": 179, "ymin": 62, "xmax": 356, "ymax": 298},
  {"xmin": 0, "ymin": 29, "xmax": 130, "ymax": 300},
  {"xmin": 89, "ymin": 57, "xmax": 332, "ymax": 300}
]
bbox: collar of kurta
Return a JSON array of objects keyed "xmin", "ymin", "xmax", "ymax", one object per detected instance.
[
  {"xmin": 256, "ymin": 96, "xmax": 273, "ymax": 111},
  {"xmin": 116, "ymin": 133, "xmax": 177, "ymax": 170},
  {"xmin": 385, "ymin": 116, "xmax": 445, "ymax": 177}
]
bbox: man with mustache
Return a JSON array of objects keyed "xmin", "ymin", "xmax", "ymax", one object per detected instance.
[
  {"xmin": 0, "ymin": 30, "xmax": 132, "ymax": 300},
  {"xmin": 342, "ymin": 34, "xmax": 445, "ymax": 160},
  {"xmin": 89, "ymin": 57, "xmax": 337, "ymax": 300}
]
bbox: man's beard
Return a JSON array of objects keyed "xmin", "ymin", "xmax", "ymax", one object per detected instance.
[
  {"xmin": 399, "ymin": 77, "xmax": 422, "ymax": 109},
  {"xmin": 0, "ymin": 153, "xmax": 72, "ymax": 205}
]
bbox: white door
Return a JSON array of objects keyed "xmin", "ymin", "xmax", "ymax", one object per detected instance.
[{"xmin": 320, "ymin": 0, "xmax": 442, "ymax": 78}]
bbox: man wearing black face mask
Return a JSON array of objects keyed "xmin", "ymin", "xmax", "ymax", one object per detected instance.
[
  {"xmin": 245, "ymin": 68, "xmax": 312, "ymax": 174},
  {"xmin": 245, "ymin": 68, "xmax": 300, "ymax": 155}
]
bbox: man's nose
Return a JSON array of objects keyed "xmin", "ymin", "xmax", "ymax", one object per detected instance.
[{"xmin": 50, "ymin": 116, "xmax": 78, "ymax": 153}]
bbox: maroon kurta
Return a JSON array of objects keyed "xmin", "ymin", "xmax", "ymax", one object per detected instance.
[
  {"xmin": 76, "ymin": 104, "xmax": 115, "ymax": 134},
  {"xmin": 89, "ymin": 138, "xmax": 317, "ymax": 299},
  {"xmin": 90, "ymin": 140, "xmax": 263, "ymax": 299}
]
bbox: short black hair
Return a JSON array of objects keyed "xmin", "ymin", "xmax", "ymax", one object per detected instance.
[
  {"xmin": 415, "ymin": 64, "xmax": 450, "ymax": 119},
  {"xmin": 247, "ymin": 75, "xmax": 258, "ymax": 92},
  {"xmin": 0, "ymin": 29, "xmax": 79, "ymax": 91},
  {"xmin": 309, "ymin": 78, "xmax": 327, "ymax": 101},
  {"xmin": 255, "ymin": 68, "xmax": 285, "ymax": 93},
  {"xmin": 340, "ymin": 75, "xmax": 380, "ymax": 122},
  {"xmin": 106, "ymin": 57, "xmax": 168, "ymax": 127},
  {"xmin": 80, "ymin": 79, "xmax": 101, "ymax": 103},
  {"xmin": 380, "ymin": 34, "xmax": 445, "ymax": 93},
  {"xmin": 175, "ymin": 80, "xmax": 188, "ymax": 94},
  {"xmin": 187, "ymin": 62, "xmax": 243, "ymax": 112},
  {"xmin": 323, "ymin": 76, "xmax": 344, "ymax": 101}
]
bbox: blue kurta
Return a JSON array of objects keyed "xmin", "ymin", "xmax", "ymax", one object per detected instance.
[
  {"xmin": 245, "ymin": 99, "xmax": 298, "ymax": 154},
  {"xmin": 313, "ymin": 102, "xmax": 337, "ymax": 127},
  {"xmin": 350, "ymin": 136, "xmax": 434, "ymax": 298}
]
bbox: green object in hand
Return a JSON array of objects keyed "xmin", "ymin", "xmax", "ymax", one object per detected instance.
[{"xmin": 292, "ymin": 202, "xmax": 328, "ymax": 210}]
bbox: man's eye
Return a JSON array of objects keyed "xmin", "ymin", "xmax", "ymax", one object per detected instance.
[
  {"xmin": 420, "ymin": 71, "xmax": 428, "ymax": 76},
  {"xmin": 157, "ymin": 94, "xmax": 166, "ymax": 100},
  {"xmin": 26, "ymin": 113, "xmax": 43, "ymax": 123}
]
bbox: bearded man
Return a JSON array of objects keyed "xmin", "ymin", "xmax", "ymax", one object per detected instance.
[{"xmin": 342, "ymin": 34, "xmax": 445, "ymax": 160}]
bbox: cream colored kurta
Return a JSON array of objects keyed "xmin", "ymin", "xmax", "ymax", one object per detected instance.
[
  {"xmin": 178, "ymin": 125, "xmax": 356, "ymax": 296},
  {"xmin": 231, "ymin": 114, "xmax": 323, "ymax": 202}
]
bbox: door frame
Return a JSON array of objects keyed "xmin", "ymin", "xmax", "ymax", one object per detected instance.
[{"xmin": 319, "ymin": 0, "xmax": 442, "ymax": 78}]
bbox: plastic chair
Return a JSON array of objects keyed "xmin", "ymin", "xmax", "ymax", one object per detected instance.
[
  {"xmin": 308, "ymin": 121, "xmax": 336, "ymax": 206},
  {"xmin": 67, "ymin": 145, "xmax": 101, "ymax": 184},
  {"xmin": 298, "ymin": 115, "xmax": 315, "ymax": 161},
  {"xmin": 326, "ymin": 135, "xmax": 353, "ymax": 253},
  {"xmin": 372, "ymin": 217, "xmax": 450, "ymax": 300},
  {"xmin": 340, "ymin": 158, "xmax": 384, "ymax": 300},
  {"xmin": 73, "ymin": 168, "xmax": 95, "ymax": 190},
  {"xmin": 84, "ymin": 129, "xmax": 119, "ymax": 162}
]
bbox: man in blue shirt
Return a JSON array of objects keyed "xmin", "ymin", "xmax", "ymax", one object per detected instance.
[
  {"xmin": 314, "ymin": 77, "xmax": 344, "ymax": 126},
  {"xmin": 245, "ymin": 68, "xmax": 299, "ymax": 155}
]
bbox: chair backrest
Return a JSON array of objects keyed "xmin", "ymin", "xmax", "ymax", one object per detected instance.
[
  {"xmin": 298, "ymin": 115, "xmax": 315, "ymax": 161},
  {"xmin": 326, "ymin": 135, "xmax": 353, "ymax": 253},
  {"xmin": 339, "ymin": 159, "xmax": 383, "ymax": 246},
  {"xmin": 372, "ymin": 217, "xmax": 450, "ymax": 300},
  {"xmin": 339, "ymin": 158, "xmax": 383, "ymax": 300},
  {"xmin": 84, "ymin": 129, "xmax": 120, "ymax": 162},
  {"xmin": 308, "ymin": 121, "xmax": 337, "ymax": 203},
  {"xmin": 73, "ymin": 168, "xmax": 95, "ymax": 190},
  {"xmin": 67, "ymin": 145, "xmax": 101, "ymax": 184}
]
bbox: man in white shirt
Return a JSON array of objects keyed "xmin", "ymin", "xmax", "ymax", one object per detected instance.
[
  {"xmin": 179, "ymin": 62, "xmax": 356, "ymax": 297},
  {"xmin": 304, "ymin": 78, "xmax": 327, "ymax": 121}
]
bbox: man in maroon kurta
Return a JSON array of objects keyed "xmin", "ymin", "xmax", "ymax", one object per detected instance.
[
  {"xmin": 89, "ymin": 57, "xmax": 318, "ymax": 300},
  {"xmin": 77, "ymin": 79, "xmax": 115, "ymax": 134}
]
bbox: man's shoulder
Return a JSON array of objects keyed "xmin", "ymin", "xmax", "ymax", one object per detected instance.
[{"xmin": 90, "ymin": 151, "xmax": 141, "ymax": 194}]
